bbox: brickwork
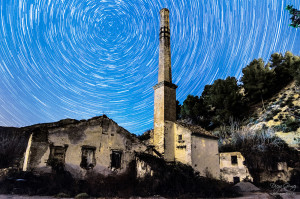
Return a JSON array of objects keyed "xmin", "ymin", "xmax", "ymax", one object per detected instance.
[{"xmin": 153, "ymin": 8, "xmax": 177, "ymax": 157}]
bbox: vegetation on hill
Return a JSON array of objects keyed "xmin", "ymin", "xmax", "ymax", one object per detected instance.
[{"xmin": 178, "ymin": 51, "xmax": 300, "ymax": 130}]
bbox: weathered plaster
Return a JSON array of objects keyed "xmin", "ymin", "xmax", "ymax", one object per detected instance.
[
  {"xmin": 136, "ymin": 157, "xmax": 153, "ymax": 178},
  {"xmin": 22, "ymin": 133, "xmax": 33, "ymax": 171},
  {"xmin": 25, "ymin": 117, "xmax": 147, "ymax": 178},
  {"xmin": 174, "ymin": 123, "xmax": 192, "ymax": 165},
  {"xmin": 191, "ymin": 135, "xmax": 220, "ymax": 179},
  {"xmin": 220, "ymin": 152, "xmax": 252, "ymax": 182}
]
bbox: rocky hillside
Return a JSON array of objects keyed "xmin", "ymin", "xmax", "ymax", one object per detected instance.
[{"xmin": 246, "ymin": 81, "xmax": 299, "ymax": 149}]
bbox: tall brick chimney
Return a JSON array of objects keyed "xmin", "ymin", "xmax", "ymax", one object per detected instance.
[
  {"xmin": 153, "ymin": 8, "xmax": 177, "ymax": 159},
  {"xmin": 158, "ymin": 8, "xmax": 172, "ymax": 83}
]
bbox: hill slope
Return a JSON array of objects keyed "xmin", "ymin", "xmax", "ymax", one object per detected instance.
[{"xmin": 246, "ymin": 81, "xmax": 299, "ymax": 149}]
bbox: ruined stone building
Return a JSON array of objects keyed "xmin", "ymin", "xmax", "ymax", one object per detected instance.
[
  {"xmin": 22, "ymin": 116, "xmax": 147, "ymax": 178},
  {"xmin": 219, "ymin": 151, "xmax": 296, "ymax": 183},
  {"xmin": 21, "ymin": 8, "xmax": 220, "ymax": 179},
  {"xmin": 219, "ymin": 152, "xmax": 253, "ymax": 183}
]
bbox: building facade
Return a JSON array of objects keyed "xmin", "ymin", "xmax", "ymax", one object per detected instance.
[
  {"xmin": 22, "ymin": 116, "xmax": 147, "ymax": 178},
  {"xmin": 219, "ymin": 152, "xmax": 253, "ymax": 183}
]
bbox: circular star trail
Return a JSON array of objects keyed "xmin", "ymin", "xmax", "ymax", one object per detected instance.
[{"xmin": 0, "ymin": 0, "xmax": 299, "ymax": 135}]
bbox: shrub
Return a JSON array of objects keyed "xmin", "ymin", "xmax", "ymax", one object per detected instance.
[
  {"xmin": 0, "ymin": 170, "xmax": 76, "ymax": 196},
  {"xmin": 0, "ymin": 157, "xmax": 239, "ymax": 198},
  {"xmin": 280, "ymin": 103, "xmax": 286, "ymax": 107},
  {"xmin": 0, "ymin": 128, "xmax": 29, "ymax": 168},
  {"xmin": 137, "ymin": 129, "xmax": 151, "ymax": 141},
  {"xmin": 135, "ymin": 153, "xmax": 239, "ymax": 198},
  {"xmin": 286, "ymin": 98, "xmax": 294, "ymax": 107},
  {"xmin": 289, "ymin": 169, "xmax": 300, "ymax": 192},
  {"xmin": 265, "ymin": 114, "xmax": 273, "ymax": 121},
  {"xmin": 284, "ymin": 117, "xmax": 300, "ymax": 132},
  {"xmin": 271, "ymin": 109, "xmax": 281, "ymax": 116}
]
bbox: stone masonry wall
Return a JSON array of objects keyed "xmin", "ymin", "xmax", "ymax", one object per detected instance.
[
  {"xmin": 191, "ymin": 135, "xmax": 220, "ymax": 179},
  {"xmin": 220, "ymin": 152, "xmax": 252, "ymax": 182},
  {"xmin": 24, "ymin": 116, "xmax": 147, "ymax": 178}
]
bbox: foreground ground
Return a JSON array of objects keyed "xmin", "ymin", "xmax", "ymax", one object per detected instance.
[{"xmin": 1, "ymin": 192, "xmax": 300, "ymax": 199}]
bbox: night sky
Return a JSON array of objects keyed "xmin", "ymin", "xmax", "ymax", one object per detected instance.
[{"xmin": 0, "ymin": 0, "xmax": 299, "ymax": 135}]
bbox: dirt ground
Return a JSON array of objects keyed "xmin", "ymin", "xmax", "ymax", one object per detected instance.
[{"xmin": 1, "ymin": 193, "xmax": 300, "ymax": 199}]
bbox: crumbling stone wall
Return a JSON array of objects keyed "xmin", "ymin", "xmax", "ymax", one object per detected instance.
[
  {"xmin": 220, "ymin": 152, "xmax": 252, "ymax": 183},
  {"xmin": 23, "ymin": 116, "xmax": 147, "ymax": 178},
  {"xmin": 163, "ymin": 121, "xmax": 220, "ymax": 179},
  {"xmin": 173, "ymin": 122, "xmax": 192, "ymax": 165},
  {"xmin": 191, "ymin": 135, "xmax": 220, "ymax": 179}
]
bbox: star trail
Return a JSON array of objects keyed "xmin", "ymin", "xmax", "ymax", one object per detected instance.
[{"xmin": 0, "ymin": 0, "xmax": 299, "ymax": 135}]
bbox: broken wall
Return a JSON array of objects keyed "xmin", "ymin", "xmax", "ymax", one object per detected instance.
[
  {"xmin": 220, "ymin": 152, "xmax": 252, "ymax": 183},
  {"xmin": 191, "ymin": 135, "xmax": 220, "ymax": 179},
  {"xmin": 24, "ymin": 116, "xmax": 147, "ymax": 178}
]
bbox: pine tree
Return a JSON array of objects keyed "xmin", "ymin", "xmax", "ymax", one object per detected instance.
[
  {"xmin": 286, "ymin": 5, "xmax": 300, "ymax": 28},
  {"xmin": 202, "ymin": 77, "xmax": 247, "ymax": 125},
  {"xmin": 241, "ymin": 58, "xmax": 276, "ymax": 104}
]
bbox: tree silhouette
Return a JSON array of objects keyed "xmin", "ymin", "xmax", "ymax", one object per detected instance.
[
  {"xmin": 286, "ymin": 5, "xmax": 300, "ymax": 28},
  {"xmin": 241, "ymin": 58, "xmax": 276, "ymax": 105},
  {"xmin": 202, "ymin": 77, "xmax": 247, "ymax": 126}
]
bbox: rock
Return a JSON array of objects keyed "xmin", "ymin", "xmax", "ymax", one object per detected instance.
[{"xmin": 233, "ymin": 182, "xmax": 260, "ymax": 192}]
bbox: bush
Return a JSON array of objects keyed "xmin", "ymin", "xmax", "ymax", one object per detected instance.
[
  {"xmin": 286, "ymin": 98, "xmax": 294, "ymax": 107},
  {"xmin": 0, "ymin": 170, "xmax": 76, "ymax": 196},
  {"xmin": 0, "ymin": 157, "xmax": 239, "ymax": 198},
  {"xmin": 284, "ymin": 117, "xmax": 300, "ymax": 132},
  {"xmin": 0, "ymin": 128, "xmax": 29, "ymax": 168},
  {"xmin": 265, "ymin": 114, "xmax": 273, "ymax": 121},
  {"xmin": 289, "ymin": 169, "xmax": 300, "ymax": 192},
  {"xmin": 135, "ymin": 153, "xmax": 239, "ymax": 198},
  {"xmin": 280, "ymin": 103, "xmax": 286, "ymax": 107},
  {"xmin": 271, "ymin": 109, "xmax": 281, "ymax": 116},
  {"xmin": 137, "ymin": 130, "xmax": 151, "ymax": 141}
]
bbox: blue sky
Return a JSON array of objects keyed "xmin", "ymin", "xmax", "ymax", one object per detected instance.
[{"xmin": 0, "ymin": 0, "xmax": 299, "ymax": 135}]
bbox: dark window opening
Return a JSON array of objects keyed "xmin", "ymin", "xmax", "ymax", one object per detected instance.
[
  {"xmin": 178, "ymin": 135, "xmax": 182, "ymax": 141},
  {"xmin": 231, "ymin": 155, "xmax": 238, "ymax": 165},
  {"xmin": 111, "ymin": 150, "xmax": 122, "ymax": 169},
  {"xmin": 80, "ymin": 146, "xmax": 96, "ymax": 170},
  {"xmin": 47, "ymin": 144, "xmax": 68, "ymax": 169},
  {"xmin": 178, "ymin": 135, "xmax": 185, "ymax": 143},
  {"xmin": 233, "ymin": 176, "xmax": 240, "ymax": 184}
]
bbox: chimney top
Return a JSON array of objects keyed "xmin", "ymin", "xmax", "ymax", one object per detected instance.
[{"xmin": 160, "ymin": 8, "xmax": 169, "ymax": 14}]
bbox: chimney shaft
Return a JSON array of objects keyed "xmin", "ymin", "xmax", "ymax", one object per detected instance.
[
  {"xmin": 158, "ymin": 8, "xmax": 172, "ymax": 83},
  {"xmin": 153, "ymin": 8, "xmax": 177, "ymax": 157}
]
